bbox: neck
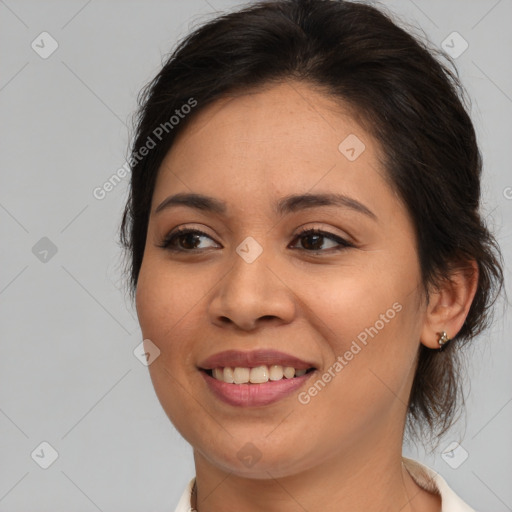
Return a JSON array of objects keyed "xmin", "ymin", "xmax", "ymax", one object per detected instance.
[{"xmin": 191, "ymin": 431, "xmax": 440, "ymax": 512}]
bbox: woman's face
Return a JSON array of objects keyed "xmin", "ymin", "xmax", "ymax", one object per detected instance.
[{"xmin": 136, "ymin": 81, "xmax": 427, "ymax": 478}]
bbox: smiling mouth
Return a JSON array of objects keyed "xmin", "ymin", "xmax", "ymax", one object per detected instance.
[{"xmin": 202, "ymin": 365, "xmax": 316, "ymax": 384}]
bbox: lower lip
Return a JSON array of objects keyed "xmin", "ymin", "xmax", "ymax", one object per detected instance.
[{"xmin": 200, "ymin": 370, "xmax": 316, "ymax": 407}]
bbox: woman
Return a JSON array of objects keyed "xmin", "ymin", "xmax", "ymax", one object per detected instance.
[{"xmin": 120, "ymin": 1, "xmax": 504, "ymax": 510}]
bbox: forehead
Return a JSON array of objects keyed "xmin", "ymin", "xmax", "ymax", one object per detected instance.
[
  {"xmin": 153, "ymin": 80, "xmax": 391, "ymax": 217},
  {"xmin": 168, "ymin": 80, "xmax": 371, "ymax": 163}
]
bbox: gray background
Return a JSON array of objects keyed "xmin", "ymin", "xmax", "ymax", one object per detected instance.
[{"xmin": 0, "ymin": 0, "xmax": 511, "ymax": 510}]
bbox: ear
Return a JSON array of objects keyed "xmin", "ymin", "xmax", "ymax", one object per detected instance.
[{"xmin": 420, "ymin": 260, "xmax": 479, "ymax": 349}]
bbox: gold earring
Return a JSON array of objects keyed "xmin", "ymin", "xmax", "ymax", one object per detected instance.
[{"xmin": 438, "ymin": 331, "xmax": 450, "ymax": 348}]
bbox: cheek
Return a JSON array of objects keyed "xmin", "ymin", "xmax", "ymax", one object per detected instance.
[
  {"xmin": 302, "ymin": 265, "xmax": 406, "ymax": 347},
  {"xmin": 134, "ymin": 258, "xmax": 211, "ymax": 438},
  {"xmin": 135, "ymin": 255, "xmax": 205, "ymax": 342},
  {"xmin": 135, "ymin": 254, "xmax": 226, "ymax": 388},
  {"xmin": 299, "ymin": 263, "xmax": 421, "ymax": 406}
]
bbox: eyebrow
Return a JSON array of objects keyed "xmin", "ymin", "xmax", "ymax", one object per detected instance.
[{"xmin": 154, "ymin": 192, "xmax": 377, "ymax": 220}]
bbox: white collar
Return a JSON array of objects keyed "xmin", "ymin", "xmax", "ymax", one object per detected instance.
[{"xmin": 401, "ymin": 456, "xmax": 477, "ymax": 511}]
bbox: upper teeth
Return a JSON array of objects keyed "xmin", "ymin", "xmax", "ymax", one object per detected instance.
[{"xmin": 211, "ymin": 365, "xmax": 308, "ymax": 384}]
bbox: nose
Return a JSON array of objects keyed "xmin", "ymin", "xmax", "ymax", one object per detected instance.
[{"xmin": 207, "ymin": 249, "xmax": 297, "ymax": 331}]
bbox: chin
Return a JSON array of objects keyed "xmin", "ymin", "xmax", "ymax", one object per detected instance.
[{"xmin": 196, "ymin": 438, "xmax": 315, "ymax": 479}]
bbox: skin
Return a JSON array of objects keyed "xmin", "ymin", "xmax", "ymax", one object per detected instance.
[{"xmin": 135, "ymin": 80, "xmax": 478, "ymax": 512}]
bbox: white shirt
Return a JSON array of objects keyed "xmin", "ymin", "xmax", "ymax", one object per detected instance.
[{"xmin": 173, "ymin": 456, "xmax": 476, "ymax": 512}]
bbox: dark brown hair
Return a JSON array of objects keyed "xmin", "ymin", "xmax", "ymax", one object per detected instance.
[{"xmin": 120, "ymin": 0, "xmax": 504, "ymax": 448}]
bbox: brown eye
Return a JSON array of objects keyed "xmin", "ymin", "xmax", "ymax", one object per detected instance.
[
  {"xmin": 291, "ymin": 228, "xmax": 353, "ymax": 252},
  {"xmin": 158, "ymin": 228, "xmax": 219, "ymax": 252}
]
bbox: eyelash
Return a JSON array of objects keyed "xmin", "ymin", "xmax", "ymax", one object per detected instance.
[{"xmin": 157, "ymin": 226, "xmax": 354, "ymax": 253}]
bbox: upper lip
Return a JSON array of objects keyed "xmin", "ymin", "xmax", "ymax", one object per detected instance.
[{"xmin": 198, "ymin": 349, "xmax": 317, "ymax": 370}]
